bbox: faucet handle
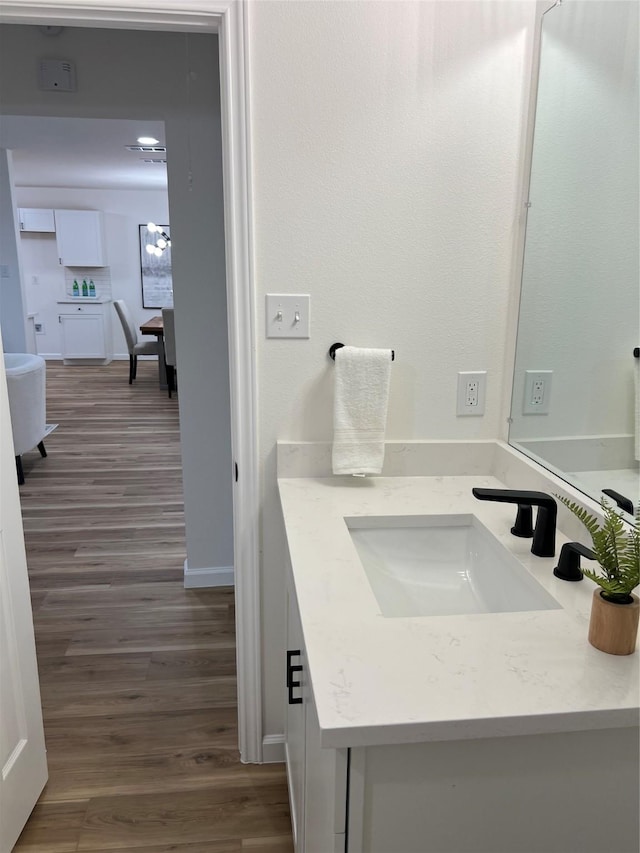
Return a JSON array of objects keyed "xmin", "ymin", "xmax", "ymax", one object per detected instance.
[{"xmin": 553, "ymin": 542, "xmax": 595, "ymax": 582}]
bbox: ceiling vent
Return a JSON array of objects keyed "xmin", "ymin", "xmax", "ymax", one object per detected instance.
[
  {"xmin": 38, "ymin": 59, "xmax": 76, "ymax": 92},
  {"xmin": 126, "ymin": 145, "xmax": 167, "ymax": 153},
  {"xmin": 142, "ymin": 159, "xmax": 167, "ymax": 164}
]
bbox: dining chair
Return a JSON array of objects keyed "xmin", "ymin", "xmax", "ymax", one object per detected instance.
[
  {"xmin": 161, "ymin": 307, "xmax": 177, "ymax": 398},
  {"xmin": 114, "ymin": 299, "xmax": 161, "ymax": 384}
]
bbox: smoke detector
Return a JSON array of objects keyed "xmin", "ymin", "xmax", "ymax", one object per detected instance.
[{"xmin": 38, "ymin": 59, "xmax": 76, "ymax": 92}]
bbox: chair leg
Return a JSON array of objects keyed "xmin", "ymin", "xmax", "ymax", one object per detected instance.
[
  {"xmin": 129, "ymin": 354, "xmax": 135, "ymax": 384},
  {"xmin": 16, "ymin": 455, "xmax": 24, "ymax": 485},
  {"xmin": 133, "ymin": 354, "xmax": 138, "ymax": 380},
  {"xmin": 166, "ymin": 365, "xmax": 174, "ymax": 398},
  {"xmin": 37, "ymin": 441, "xmax": 47, "ymax": 458}
]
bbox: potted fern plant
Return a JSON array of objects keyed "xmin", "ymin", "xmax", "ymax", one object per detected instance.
[{"xmin": 558, "ymin": 496, "xmax": 639, "ymax": 655}]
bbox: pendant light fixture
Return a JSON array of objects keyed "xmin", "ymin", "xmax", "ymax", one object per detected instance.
[{"xmin": 146, "ymin": 222, "xmax": 171, "ymax": 257}]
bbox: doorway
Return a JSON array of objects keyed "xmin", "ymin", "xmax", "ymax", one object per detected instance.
[{"xmin": 0, "ymin": 0, "xmax": 260, "ymax": 766}]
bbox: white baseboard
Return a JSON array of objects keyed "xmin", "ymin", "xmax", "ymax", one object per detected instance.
[
  {"xmin": 262, "ymin": 734, "xmax": 285, "ymax": 763},
  {"xmin": 183, "ymin": 559, "xmax": 234, "ymax": 588}
]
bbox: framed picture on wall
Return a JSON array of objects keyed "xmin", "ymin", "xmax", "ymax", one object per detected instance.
[{"xmin": 139, "ymin": 224, "xmax": 173, "ymax": 308}]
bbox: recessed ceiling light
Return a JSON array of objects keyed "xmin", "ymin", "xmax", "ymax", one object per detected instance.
[{"xmin": 137, "ymin": 136, "xmax": 159, "ymax": 145}]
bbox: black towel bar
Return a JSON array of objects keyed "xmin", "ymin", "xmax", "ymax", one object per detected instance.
[{"xmin": 329, "ymin": 342, "xmax": 395, "ymax": 361}]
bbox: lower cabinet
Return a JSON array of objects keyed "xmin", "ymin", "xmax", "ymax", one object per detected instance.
[
  {"xmin": 285, "ymin": 577, "xmax": 347, "ymax": 853},
  {"xmin": 58, "ymin": 301, "xmax": 113, "ymax": 364},
  {"xmin": 285, "ymin": 565, "xmax": 639, "ymax": 853}
]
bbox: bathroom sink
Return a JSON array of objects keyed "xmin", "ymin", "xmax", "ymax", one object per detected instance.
[{"xmin": 346, "ymin": 515, "xmax": 560, "ymax": 618}]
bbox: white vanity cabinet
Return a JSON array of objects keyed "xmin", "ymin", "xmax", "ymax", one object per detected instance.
[
  {"xmin": 58, "ymin": 300, "xmax": 113, "ymax": 364},
  {"xmin": 285, "ymin": 568, "xmax": 348, "ymax": 853},
  {"xmin": 280, "ymin": 474, "xmax": 640, "ymax": 853},
  {"xmin": 55, "ymin": 210, "xmax": 107, "ymax": 267},
  {"xmin": 18, "ymin": 208, "xmax": 56, "ymax": 232}
]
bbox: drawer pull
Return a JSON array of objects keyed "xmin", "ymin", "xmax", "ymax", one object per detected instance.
[{"xmin": 286, "ymin": 649, "xmax": 303, "ymax": 705}]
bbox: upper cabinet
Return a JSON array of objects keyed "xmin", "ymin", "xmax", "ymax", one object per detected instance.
[
  {"xmin": 18, "ymin": 208, "xmax": 55, "ymax": 232},
  {"xmin": 55, "ymin": 210, "xmax": 107, "ymax": 267}
]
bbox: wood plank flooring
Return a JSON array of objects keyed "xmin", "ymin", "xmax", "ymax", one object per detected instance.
[{"xmin": 14, "ymin": 361, "xmax": 293, "ymax": 853}]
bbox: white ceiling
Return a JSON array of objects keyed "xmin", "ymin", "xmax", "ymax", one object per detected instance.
[{"xmin": 0, "ymin": 115, "xmax": 168, "ymax": 191}]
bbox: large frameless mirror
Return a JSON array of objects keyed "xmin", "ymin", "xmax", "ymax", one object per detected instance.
[{"xmin": 509, "ymin": 0, "xmax": 639, "ymax": 514}]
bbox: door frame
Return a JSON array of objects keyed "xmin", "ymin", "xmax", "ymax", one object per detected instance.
[{"xmin": 0, "ymin": 0, "xmax": 262, "ymax": 763}]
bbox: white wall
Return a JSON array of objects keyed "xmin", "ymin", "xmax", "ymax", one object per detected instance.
[
  {"xmin": 0, "ymin": 4, "xmax": 542, "ymax": 747},
  {"xmin": 510, "ymin": 0, "xmax": 638, "ymax": 441},
  {"xmin": 248, "ymin": 1, "xmax": 537, "ymax": 738},
  {"xmin": 15, "ymin": 186, "xmax": 169, "ymax": 358},
  {"xmin": 0, "ymin": 24, "xmax": 233, "ymax": 584},
  {"xmin": 0, "ymin": 150, "xmax": 27, "ymax": 352}
]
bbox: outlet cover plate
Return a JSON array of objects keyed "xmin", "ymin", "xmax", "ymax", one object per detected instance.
[
  {"xmin": 457, "ymin": 371, "xmax": 487, "ymax": 416},
  {"xmin": 523, "ymin": 370, "xmax": 552, "ymax": 415}
]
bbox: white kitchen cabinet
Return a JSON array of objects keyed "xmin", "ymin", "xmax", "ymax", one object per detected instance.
[
  {"xmin": 18, "ymin": 208, "xmax": 55, "ymax": 232},
  {"xmin": 58, "ymin": 300, "xmax": 113, "ymax": 364},
  {"xmin": 55, "ymin": 210, "xmax": 107, "ymax": 267}
]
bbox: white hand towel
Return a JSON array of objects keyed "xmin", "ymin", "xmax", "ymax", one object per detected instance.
[{"xmin": 332, "ymin": 346, "xmax": 392, "ymax": 476}]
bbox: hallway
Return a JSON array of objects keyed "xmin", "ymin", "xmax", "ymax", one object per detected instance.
[{"xmin": 14, "ymin": 361, "xmax": 292, "ymax": 852}]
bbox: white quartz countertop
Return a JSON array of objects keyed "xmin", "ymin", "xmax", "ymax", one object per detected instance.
[{"xmin": 278, "ymin": 475, "xmax": 639, "ymax": 748}]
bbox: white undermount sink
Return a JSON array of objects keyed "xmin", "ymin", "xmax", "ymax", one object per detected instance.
[{"xmin": 347, "ymin": 514, "xmax": 561, "ymax": 618}]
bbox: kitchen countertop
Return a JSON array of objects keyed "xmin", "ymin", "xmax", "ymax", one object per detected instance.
[
  {"xmin": 57, "ymin": 297, "xmax": 111, "ymax": 304},
  {"xmin": 278, "ymin": 474, "xmax": 639, "ymax": 748}
]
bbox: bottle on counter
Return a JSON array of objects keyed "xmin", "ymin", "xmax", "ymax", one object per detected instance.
[
  {"xmin": 72, "ymin": 279, "xmax": 80, "ymax": 297},
  {"xmin": 82, "ymin": 279, "xmax": 88, "ymax": 297},
  {"xmin": 88, "ymin": 280, "xmax": 96, "ymax": 297}
]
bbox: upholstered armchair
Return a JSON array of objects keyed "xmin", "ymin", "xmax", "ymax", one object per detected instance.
[{"xmin": 4, "ymin": 353, "xmax": 48, "ymax": 484}]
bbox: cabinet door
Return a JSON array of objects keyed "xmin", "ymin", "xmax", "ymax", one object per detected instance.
[
  {"xmin": 18, "ymin": 208, "xmax": 55, "ymax": 232},
  {"xmin": 55, "ymin": 210, "xmax": 107, "ymax": 266},
  {"xmin": 304, "ymin": 698, "xmax": 347, "ymax": 853},
  {"xmin": 59, "ymin": 313, "xmax": 106, "ymax": 358},
  {"xmin": 285, "ymin": 585, "xmax": 306, "ymax": 852}
]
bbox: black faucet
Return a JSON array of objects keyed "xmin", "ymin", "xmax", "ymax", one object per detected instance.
[{"xmin": 472, "ymin": 488, "xmax": 557, "ymax": 557}]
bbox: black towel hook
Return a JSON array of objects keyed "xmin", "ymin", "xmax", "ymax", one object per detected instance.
[{"xmin": 329, "ymin": 342, "xmax": 395, "ymax": 361}]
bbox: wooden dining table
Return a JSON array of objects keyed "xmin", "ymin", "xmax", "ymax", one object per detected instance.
[{"xmin": 140, "ymin": 316, "xmax": 167, "ymax": 388}]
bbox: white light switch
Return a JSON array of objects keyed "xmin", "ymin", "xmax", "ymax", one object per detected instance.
[{"xmin": 266, "ymin": 294, "xmax": 310, "ymax": 338}]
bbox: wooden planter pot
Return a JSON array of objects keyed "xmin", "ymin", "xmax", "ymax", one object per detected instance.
[{"xmin": 588, "ymin": 590, "xmax": 640, "ymax": 656}]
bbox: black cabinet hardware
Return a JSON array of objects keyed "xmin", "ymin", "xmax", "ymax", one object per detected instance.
[{"xmin": 286, "ymin": 649, "xmax": 303, "ymax": 705}]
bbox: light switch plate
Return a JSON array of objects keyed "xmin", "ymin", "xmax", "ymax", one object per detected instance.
[{"xmin": 266, "ymin": 294, "xmax": 310, "ymax": 338}]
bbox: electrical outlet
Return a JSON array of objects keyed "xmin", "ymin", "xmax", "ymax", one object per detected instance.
[
  {"xmin": 457, "ymin": 371, "xmax": 487, "ymax": 416},
  {"xmin": 523, "ymin": 370, "xmax": 552, "ymax": 414}
]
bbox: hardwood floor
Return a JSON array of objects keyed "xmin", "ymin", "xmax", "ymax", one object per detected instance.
[{"xmin": 14, "ymin": 361, "xmax": 293, "ymax": 853}]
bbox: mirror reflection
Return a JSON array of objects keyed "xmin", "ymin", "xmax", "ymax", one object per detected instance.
[{"xmin": 510, "ymin": 0, "xmax": 639, "ymax": 513}]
